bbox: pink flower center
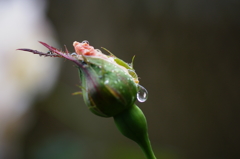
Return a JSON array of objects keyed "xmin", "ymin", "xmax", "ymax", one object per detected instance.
[{"xmin": 73, "ymin": 41, "xmax": 108, "ymax": 59}]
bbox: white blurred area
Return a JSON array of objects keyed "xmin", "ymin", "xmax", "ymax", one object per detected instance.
[{"xmin": 0, "ymin": 0, "xmax": 60, "ymax": 158}]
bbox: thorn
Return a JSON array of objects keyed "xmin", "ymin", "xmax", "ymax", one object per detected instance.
[{"xmin": 64, "ymin": 45, "xmax": 69, "ymax": 54}]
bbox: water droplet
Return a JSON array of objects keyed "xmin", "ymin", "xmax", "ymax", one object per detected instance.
[
  {"xmin": 137, "ymin": 85, "xmax": 148, "ymax": 102},
  {"xmin": 47, "ymin": 50, "xmax": 53, "ymax": 55},
  {"xmin": 82, "ymin": 40, "xmax": 89, "ymax": 44},
  {"xmin": 71, "ymin": 52, "xmax": 77, "ymax": 56}
]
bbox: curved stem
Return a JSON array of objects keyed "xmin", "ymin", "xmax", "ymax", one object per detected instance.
[{"xmin": 113, "ymin": 104, "xmax": 156, "ymax": 159}]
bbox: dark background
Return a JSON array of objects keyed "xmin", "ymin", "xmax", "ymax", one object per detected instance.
[{"xmin": 23, "ymin": 0, "xmax": 240, "ymax": 159}]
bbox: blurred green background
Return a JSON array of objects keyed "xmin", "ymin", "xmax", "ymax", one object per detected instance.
[{"xmin": 1, "ymin": 0, "xmax": 240, "ymax": 159}]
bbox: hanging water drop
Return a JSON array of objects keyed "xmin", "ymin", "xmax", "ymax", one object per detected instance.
[{"xmin": 137, "ymin": 85, "xmax": 148, "ymax": 102}]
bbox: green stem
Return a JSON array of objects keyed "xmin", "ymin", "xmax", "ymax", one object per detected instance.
[{"xmin": 113, "ymin": 104, "xmax": 157, "ymax": 159}]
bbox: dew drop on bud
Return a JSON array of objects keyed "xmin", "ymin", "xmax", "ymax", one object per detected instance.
[
  {"xmin": 137, "ymin": 85, "xmax": 148, "ymax": 102},
  {"xmin": 82, "ymin": 40, "xmax": 89, "ymax": 44}
]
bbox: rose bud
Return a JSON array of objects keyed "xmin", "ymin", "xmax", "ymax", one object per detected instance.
[{"xmin": 18, "ymin": 41, "xmax": 156, "ymax": 159}]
